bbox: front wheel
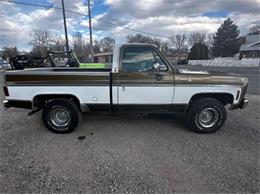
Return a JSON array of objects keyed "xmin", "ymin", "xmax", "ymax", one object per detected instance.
[
  {"xmin": 186, "ymin": 97, "xmax": 227, "ymax": 133},
  {"xmin": 42, "ymin": 98, "xmax": 81, "ymax": 134}
]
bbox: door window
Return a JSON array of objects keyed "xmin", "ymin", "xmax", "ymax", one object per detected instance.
[{"xmin": 121, "ymin": 47, "xmax": 167, "ymax": 72}]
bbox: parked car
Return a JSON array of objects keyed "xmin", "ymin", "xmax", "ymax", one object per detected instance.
[
  {"xmin": 0, "ymin": 59, "xmax": 4, "ymax": 68},
  {"xmin": 3, "ymin": 44, "xmax": 248, "ymax": 134},
  {"xmin": 0, "ymin": 59, "xmax": 11, "ymax": 70},
  {"xmin": 177, "ymin": 59, "xmax": 188, "ymax": 65}
]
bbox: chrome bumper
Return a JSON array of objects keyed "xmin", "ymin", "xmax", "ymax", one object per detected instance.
[
  {"xmin": 240, "ymin": 99, "xmax": 248, "ymax": 109},
  {"xmin": 3, "ymin": 100, "xmax": 10, "ymax": 108},
  {"xmin": 231, "ymin": 98, "xmax": 248, "ymax": 110}
]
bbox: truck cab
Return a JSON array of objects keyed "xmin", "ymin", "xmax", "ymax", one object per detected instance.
[{"xmin": 112, "ymin": 44, "xmax": 174, "ymax": 111}]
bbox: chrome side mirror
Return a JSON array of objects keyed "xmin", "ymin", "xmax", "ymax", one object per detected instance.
[
  {"xmin": 153, "ymin": 63, "xmax": 160, "ymax": 72},
  {"xmin": 153, "ymin": 63, "xmax": 167, "ymax": 72}
]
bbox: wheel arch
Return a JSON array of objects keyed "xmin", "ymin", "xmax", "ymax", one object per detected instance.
[
  {"xmin": 32, "ymin": 94, "xmax": 86, "ymax": 112},
  {"xmin": 186, "ymin": 92, "xmax": 234, "ymax": 112}
]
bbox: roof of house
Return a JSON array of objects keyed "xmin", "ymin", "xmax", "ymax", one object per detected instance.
[{"xmin": 240, "ymin": 34, "xmax": 260, "ymax": 51}]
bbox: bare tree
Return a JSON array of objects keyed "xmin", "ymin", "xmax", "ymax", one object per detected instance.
[
  {"xmin": 248, "ymin": 24, "xmax": 260, "ymax": 35},
  {"xmin": 93, "ymin": 40, "xmax": 101, "ymax": 53},
  {"xmin": 206, "ymin": 33, "xmax": 214, "ymax": 58},
  {"xmin": 72, "ymin": 32, "xmax": 91, "ymax": 62},
  {"xmin": 188, "ymin": 32, "xmax": 206, "ymax": 46},
  {"xmin": 99, "ymin": 36, "xmax": 115, "ymax": 52},
  {"xmin": 169, "ymin": 34, "xmax": 188, "ymax": 60},
  {"xmin": 160, "ymin": 41, "xmax": 172, "ymax": 55},
  {"xmin": 72, "ymin": 32, "xmax": 85, "ymax": 53},
  {"xmin": 126, "ymin": 34, "xmax": 169, "ymax": 52},
  {"xmin": 30, "ymin": 29, "xmax": 53, "ymax": 57},
  {"xmin": 2, "ymin": 46, "xmax": 19, "ymax": 59},
  {"xmin": 206, "ymin": 33, "xmax": 214, "ymax": 47},
  {"xmin": 127, "ymin": 34, "xmax": 150, "ymax": 43},
  {"xmin": 150, "ymin": 37, "xmax": 163, "ymax": 49},
  {"xmin": 127, "ymin": 34, "xmax": 156, "ymax": 45},
  {"xmin": 51, "ymin": 35, "xmax": 66, "ymax": 51}
]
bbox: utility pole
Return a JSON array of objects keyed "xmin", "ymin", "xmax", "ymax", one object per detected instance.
[
  {"xmin": 87, "ymin": 0, "xmax": 94, "ymax": 62},
  {"xmin": 61, "ymin": 0, "xmax": 69, "ymax": 52}
]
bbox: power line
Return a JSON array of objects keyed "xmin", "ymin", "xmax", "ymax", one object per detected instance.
[
  {"xmin": 92, "ymin": 18, "xmax": 170, "ymax": 39},
  {"xmin": 0, "ymin": 0, "xmax": 170, "ymax": 39},
  {"xmin": 0, "ymin": 0, "xmax": 88, "ymax": 16},
  {"xmin": 0, "ymin": 0, "xmax": 51, "ymax": 9}
]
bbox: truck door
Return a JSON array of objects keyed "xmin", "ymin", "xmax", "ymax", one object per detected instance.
[{"xmin": 117, "ymin": 45, "xmax": 174, "ymax": 112}]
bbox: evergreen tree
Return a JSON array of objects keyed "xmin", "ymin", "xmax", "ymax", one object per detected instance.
[
  {"xmin": 199, "ymin": 43, "xmax": 205, "ymax": 59},
  {"xmin": 188, "ymin": 43, "xmax": 209, "ymax": 60},
  {"xmin": 212, "ymin": 18, "xmax": 241, "ymax": 57},
  {"xmin": 204, "ymin": 44, "xmax": 209, "ymax": 59}
]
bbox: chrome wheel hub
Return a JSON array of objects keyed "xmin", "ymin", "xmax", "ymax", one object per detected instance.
[
  {"xmin": 50, "ymin": 107, "xmax": 70, "ymax": 127},
  {"xmin": 197, "ymin": 107, "xmax": 219, "ymax": 128}
]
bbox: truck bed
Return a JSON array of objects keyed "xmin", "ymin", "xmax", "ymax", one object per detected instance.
[
  {"xmin": 4, "ymin": 67, "xmax": 115, "ymax": 111},
  {"xmin": 4, "ymin": 67, "xmax": 112, "ymax": 86}
]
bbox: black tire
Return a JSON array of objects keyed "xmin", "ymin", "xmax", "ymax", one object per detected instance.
[
  {"xmin": 186, "ymin": 97, "xmax": 227, "ymax": 133},
  {"xmin": 42, "ymin": 98, "xmax": 81, "ymax": 134}
]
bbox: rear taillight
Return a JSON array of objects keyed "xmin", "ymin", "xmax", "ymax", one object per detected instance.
[{"xmin": 3, "ymin": 86, "xmax": 9, "ymax": 97}]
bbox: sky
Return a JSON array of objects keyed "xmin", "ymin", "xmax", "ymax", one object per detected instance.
[{"xmin": 0, "ymin": 0, "xmax": 260, "ymax": 51}]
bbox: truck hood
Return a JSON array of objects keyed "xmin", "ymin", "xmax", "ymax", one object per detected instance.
[
  {"xmin": 175, "ymin": 68, "xmax": 241, "ymax": 77},
  {"xmin": 174, "ymin": 68, "xmax": 248, "ymax": 87}
]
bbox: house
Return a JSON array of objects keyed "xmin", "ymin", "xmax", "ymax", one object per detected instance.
[
  {"xmin": 93, "ymin": 52, "xmax": 113, "ymax": 67},
  {"xmin": 240, "ymin": 34, "xmax": 260, "ymax": 58}
]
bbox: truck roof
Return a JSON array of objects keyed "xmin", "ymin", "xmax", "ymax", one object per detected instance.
[{"xmin": 115, "ymin": 43, "xmax": 158, "ymax": 47}]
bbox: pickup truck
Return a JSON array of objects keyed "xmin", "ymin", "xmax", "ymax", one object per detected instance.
[{"xmin": 2, "ymin": 44, "xmax": 249, "ymax": 134}]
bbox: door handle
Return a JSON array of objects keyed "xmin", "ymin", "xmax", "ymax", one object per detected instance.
[{"xmin": 122, "ymin": 86, "xmax": 125, "ymax": 91}]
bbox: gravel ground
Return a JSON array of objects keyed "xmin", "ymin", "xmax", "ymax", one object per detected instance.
[{"xmin": 0, "ymin": 71, "xmax": 259, "ymax": 193}]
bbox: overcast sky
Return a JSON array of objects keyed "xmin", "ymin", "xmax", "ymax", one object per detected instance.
[{"xmin": 0, "ymin": 0, "xmax": 260, "ymax": 51}]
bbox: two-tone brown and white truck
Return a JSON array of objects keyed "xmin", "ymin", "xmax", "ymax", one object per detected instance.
[{"xmin": 3, "ymin": 44, "xmax": 248, "ymax": 134}]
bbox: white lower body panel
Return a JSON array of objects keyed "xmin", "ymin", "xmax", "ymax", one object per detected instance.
[
  {"xmin": 6, "ymin": 85, "xmax": 240, "ymax": 105},
  {"xmin": 173, "ymin": 85, "xmax": 240, "ymax": 104},
  {"xmin": 7, "ymin": 86, "xmax": 117, "ymax": 104},
  {"xmin": 117, "ymin": 86, "xmax": 174, "ymax": 104}
]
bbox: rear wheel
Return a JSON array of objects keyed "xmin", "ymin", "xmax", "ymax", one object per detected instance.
[
  {"xmin": 42, "ymin": 99, "xmax": 81, "ymax": 134},
  {"xmin": 186, "ymin": 97, "xmax": 227, "ymax": 133}
]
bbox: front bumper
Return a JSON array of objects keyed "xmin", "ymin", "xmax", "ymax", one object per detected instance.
[
  {"xmin": 231, "ymin": 98, "xmax": 249, "ymax": 110},
  {"xmin": 240, "ymin": 98, "xmax": 249, "ymax": 109}
]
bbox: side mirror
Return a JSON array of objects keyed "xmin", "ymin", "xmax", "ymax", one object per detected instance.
[
  {"xmin": 153, "ymin": 63, "xmax": 167, "ymax": 72},
  {"xmin": 153, "ymin": 63, "xmax": 160, "ymax": 72}
]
